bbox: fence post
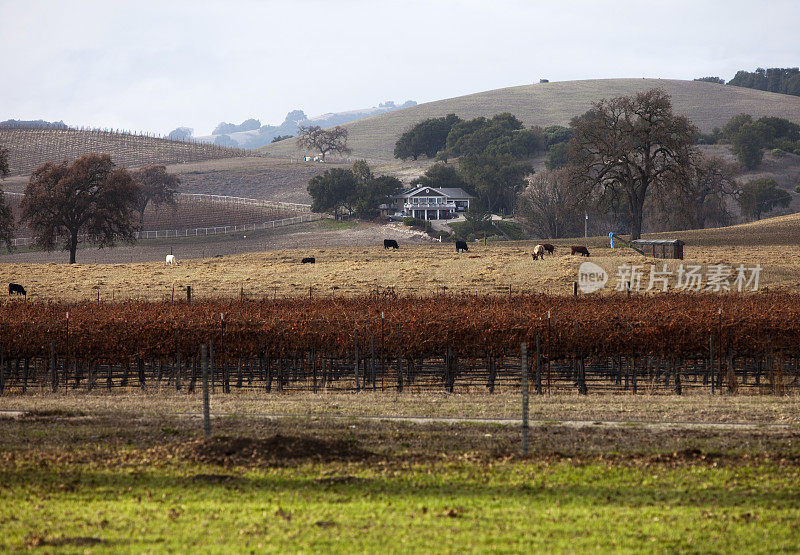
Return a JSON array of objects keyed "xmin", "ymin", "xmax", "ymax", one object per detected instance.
[
  {"xmin": 521, "ymin": 342, "xmax": 529, "ymax": 457},
  {"xmin": 202, "ymin": 344, "xmax": 210, "ymax": 438}
]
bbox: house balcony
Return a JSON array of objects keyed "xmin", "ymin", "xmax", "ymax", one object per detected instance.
[{"xmin": 403, "ymin": 202, "xmax": 456, "ymax": 211}]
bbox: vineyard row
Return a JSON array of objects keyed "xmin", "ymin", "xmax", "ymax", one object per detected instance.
[{"xmin": 0, "ymin": 294, "xmax": 798, "ymax": 394}]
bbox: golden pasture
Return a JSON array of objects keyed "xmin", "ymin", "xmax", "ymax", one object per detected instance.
[{"xmin": 2, "ymin": 237, "xmax": 798, "ymax": 303}]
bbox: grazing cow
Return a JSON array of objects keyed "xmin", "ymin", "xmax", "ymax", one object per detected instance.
[
  {"xmin": 301, "ymin": 257, "xmax": 315, "ymax": 264},
  {"xmin": 8, "ymin": 283, "xmax": 26, "ymax": 297},
  {"xmin": 541, "ymin": 243, "xmax": 555, "ymax": 254},
  {"xmin": 383, "ymin": 239, "xmax": 399, "ymax": 250},
  {"xmin": 165, "ymin": 254, "xmax": 177, "ymax": 265},
  {"xmin": 571, "ymin": 246, "xmax": 590, "ymax": 257},
  {"xmin": 532, "ymin": 245, "xmax": 545, "ymax": 260},
  {"xmin": 455, "ymin": 240, "xmax": 469, "ymax": 253}
]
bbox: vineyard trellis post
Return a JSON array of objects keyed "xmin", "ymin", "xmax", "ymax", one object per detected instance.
[
  {"xmin": 710, "ymin": 334, "xmax": 715, "ymax": 394},
  {"xmin": 202, "ymin": 344, "xmax": 210, "ymax": 438},
  {"xmin": 50, "ymin": 340, "xmax": 57, "ymax": 393},
  {"xmin": 521, "ymin": 342, "xmax": 529, "ymax": 457}
]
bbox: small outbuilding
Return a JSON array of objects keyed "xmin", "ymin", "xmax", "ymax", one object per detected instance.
[{"xmin": 631, "ymin": 239, "xmax": 685, "ymax": 260}]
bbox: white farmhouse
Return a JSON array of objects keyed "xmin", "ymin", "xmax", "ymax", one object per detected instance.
[{"xmin": 390, "ymin": 186, "xmax": 474, "ymax": 220}]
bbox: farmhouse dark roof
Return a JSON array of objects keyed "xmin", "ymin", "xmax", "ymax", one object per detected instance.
[{"xmin": 394, "ymin": 186, "xmax": 474, "ymax": 199}]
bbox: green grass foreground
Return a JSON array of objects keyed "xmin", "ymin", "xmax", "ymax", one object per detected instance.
[{"xmin": 3, "ymin": 458, "xmax": 799, "ymax": 553}]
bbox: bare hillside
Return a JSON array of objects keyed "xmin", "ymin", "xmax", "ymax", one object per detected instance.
[{"xmin": 260, "ymin": 78, "xmax": 800, "ymax": 161}]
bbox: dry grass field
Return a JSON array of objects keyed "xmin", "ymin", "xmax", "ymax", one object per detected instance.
[
  {"xmin": 3, "ymin": 212, "xmax": 800, "ymax": 302},
  {"xmin": 260, "ymin": 78, "xmax": 800, "ymax": 161}
]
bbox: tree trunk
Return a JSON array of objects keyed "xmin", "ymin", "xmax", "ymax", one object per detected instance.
[
  {"xmin": 629, "ymin": 192, "xmax": 645, "ymax": 240},
  {"xmin": 69, "ymin": 231, "xmax": 79, "ymax": 264}
]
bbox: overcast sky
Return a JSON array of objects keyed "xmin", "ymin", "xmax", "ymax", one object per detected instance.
[{"xmin": 2, "ymin": 0, "xmax": 799, "ymax": 136}]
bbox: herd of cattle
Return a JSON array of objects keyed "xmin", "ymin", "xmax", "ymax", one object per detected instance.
[{"xmin": 6, "ymin": 239, "xmax": 593, "ymax": 299}]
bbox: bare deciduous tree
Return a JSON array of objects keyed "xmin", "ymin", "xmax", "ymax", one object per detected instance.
[
  {"xmin": 296, "ymin": 125, "xmax": 351, "ymax": 161},
  {"xmin": 516, "ymin": 168, "xmax": 582, "ymax": 239},
  {"xmin": 21, "ymin": 154, "xmax": 139, "ymax": 263},
  {"xmin": 130, "ymin": 164, "xmax": 179, "ymax": 228},
  {"xmin": 655, "ymin": 155, "xmax": 740, "ymax": 230},
  {"xmin": 569, "ymin": 89, "xmax": 698, "ymax": 239}
]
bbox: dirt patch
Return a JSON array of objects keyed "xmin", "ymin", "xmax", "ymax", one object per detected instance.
[
  {"xmin": 24, "ymin": 533, "xmax": 107, "ymax": 548},
  {"xmin": 190, "ymin": 473, "xmax": 242, "ymax": 484},
  {"xmin": 180, "ymin": 434, "xmax": 371, "ymax": 466}
]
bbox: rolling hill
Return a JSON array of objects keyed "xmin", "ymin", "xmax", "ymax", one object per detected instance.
[
  {"xmin": 0, "ymin": 127, "xmax": 251, "ymax": 176},
  {"xmin": 259, "ymin": 78, "xmax": 800, "ymax": 161}
]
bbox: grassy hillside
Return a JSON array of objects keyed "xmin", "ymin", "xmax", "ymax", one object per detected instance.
[
  {"xmin": 0, "ymin": 128, "xmax": 250, "ymax": 176},
  {"xmin": 260, "ymin": 78, "xmax": 800, "ymax": 161}
]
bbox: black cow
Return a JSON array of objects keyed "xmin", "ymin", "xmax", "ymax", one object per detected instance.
[
  {"xmin": 8, "ymin": 283, "xmax": 26, "ymax": 297},
  {"xmin": 570, "ymin": 246, "xmax": 590, "ymax": 257},
  {"xmin": 384, "ymin": 239, "xmax": 399, "ymax": 250},
  {"xmin": 301, "ymin": 257, "xmax": 315, "ymax": 264},
  {"xmin": 455, "ymin": 240, "xmax": 469, "ymax": 253},
  {"xmin": 541, "ymin": 243, "xmax": 555, "ymax": 254}
]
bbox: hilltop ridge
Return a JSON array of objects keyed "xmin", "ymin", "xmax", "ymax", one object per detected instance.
[{"xmin": 259, "ymin": 78, "xmax": 800, "ymax": 161}]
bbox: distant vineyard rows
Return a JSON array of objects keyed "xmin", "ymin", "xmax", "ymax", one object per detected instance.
[
  {"xmin": 0, "ymin": 128, "xmax": 251, "ymax": 175},
  {"xmin": 1, "ymin": 294, "xmax": 797, "ymax": 362},
  {"xmin": 6, "ymin": 194, "xmax": 297, "ymax": 236}
]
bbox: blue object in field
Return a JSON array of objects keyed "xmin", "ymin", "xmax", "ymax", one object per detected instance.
[{"xmin": 609, "ymin": 232, "xmax": 614, "ymax": 249}]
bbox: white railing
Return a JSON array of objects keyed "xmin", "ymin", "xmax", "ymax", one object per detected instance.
[
  {"xmin": 177, "ymin": 193, "xmax": 311, "ymax": 212},
  {"xmin": 9, "ymin": 213, "xmax": 322, "ymax": 247},
  {"xmin": 135, "ymin": 213, "xmax": 321, "ymax": 239}
]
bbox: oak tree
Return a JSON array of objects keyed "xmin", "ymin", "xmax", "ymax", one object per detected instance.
[
  {"xmin": 21, "ymin": 154, "xmax": 140, "ymax": 263},
  {"xmin": 296, "ymin": 125, "xmax": 351, "ymax": 161},
  {"xmin": 569, "ymin": 89, "xmax": 698, "ymax": 239}
]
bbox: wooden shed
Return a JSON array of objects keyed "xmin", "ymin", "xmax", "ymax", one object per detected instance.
[{"xmin": 631, "ymin": 239, "xmax": 685, "ymax": 260}]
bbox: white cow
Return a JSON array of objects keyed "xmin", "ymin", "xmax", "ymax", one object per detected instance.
[
  {"xmin": 165, "ymin": 254, "xmax": 177, "ymax": 265},
  {"xmin": 532, "ymin": 245, "xmax": 545, "ymax": 260}
]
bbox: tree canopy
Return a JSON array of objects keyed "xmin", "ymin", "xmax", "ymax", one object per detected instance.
[
  {"xmin": 394, "ymin": 114, "xmax": 461, "ymax": 160},
  {"xmin": 410, "ymin": 163, "xmax": 469, "ymax": 192},
  {"xmin": 737, "ymin": 178, "xmax": 792, "ymax": 220},
  {"xmin": 296, "ymin": 125, "xmax": 351, "ymax": 161},
  {"xmin": 727, "ymin": 67, "xmax": 800, "ymax": 96},
  {"xmin": 21, "ymin": 154, "xmax": 140, "ymax": 263},
  {"xmin": 443, "ymin": 113, "xmax": 544, "ymax": 159},
  {"xmin": 307, "ymin": 160, "xmax": 401, "ymax": 219},
  {"xmin": 568, "ymin": 88, "xmax": 698, "ymax": 239},
  {"xmin": 459, "ymin": 153, "xmax": 533, "ymax": 214},
  {"xmin": 130, "ymin": 165, "xmax": 179, "ymax": 228}
]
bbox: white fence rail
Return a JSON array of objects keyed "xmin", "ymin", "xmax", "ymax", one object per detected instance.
[
  {"xmin": 176, "ymin": 193, "xmax": 311, "ymax": 212},
  {"xmin": 9, "ymin": 214, "xmax": 322, "ymax": 247},
  {"xmin": 134, "ymin": 213, "xmax": 321, "ymax": 240}
]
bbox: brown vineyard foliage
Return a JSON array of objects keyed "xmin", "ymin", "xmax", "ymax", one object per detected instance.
[{"xmin": 0, "ymin": 293, "xmax": 797, "ymax": 362}]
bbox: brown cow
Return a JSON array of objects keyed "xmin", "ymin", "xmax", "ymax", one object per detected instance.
[
  {"xmin": 541, "ymin": 243, "xmax": 555, "ymax": 254},
  {"xmin": 571, "ymin": 245, "xmax": 590, "ymax": 257}
]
